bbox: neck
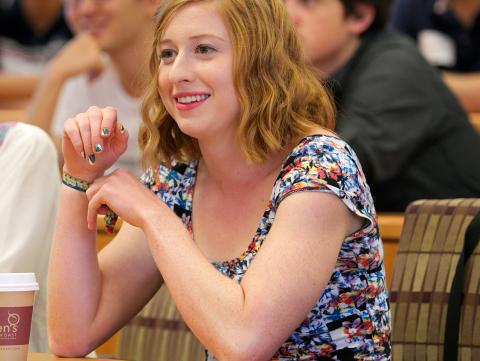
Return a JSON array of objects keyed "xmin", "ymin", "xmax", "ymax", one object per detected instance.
[
  {"xmin": 451, "ymin": 0, "xmax": 480, "ymax": 27},
  {"xmin": 312, "ymin": 37, "xmax": 361, "ymax": 80},
  {"xmin": 108, "ymin": 27, "xmax": 153, "ymax": 98},
  {"xmin": 22, "ymin": 0, "xmax": 62, "ymax": 34},
  {"xmin": 197, "ymin": 136, "xmax": 288, "ymax": 193}
]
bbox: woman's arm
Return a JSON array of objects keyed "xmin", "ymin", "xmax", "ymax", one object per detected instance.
[
  {"xmin": 87, "ymin": 173, "xmax": 360, "ymax": 361},
  {"xmin": 48, "ymin": 204, "xmax": 162, "ymax": 356},
  {"xmin": 47, "ymin": 106, "xmax": 162, "ymax": 357}
]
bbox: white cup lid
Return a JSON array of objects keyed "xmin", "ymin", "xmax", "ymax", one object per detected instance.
[{"xmin": 0, "ymin": 273, "xmax": 39, "ymax": 292}]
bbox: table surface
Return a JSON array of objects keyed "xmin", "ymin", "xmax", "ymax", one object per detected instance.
[{"xmin": 28, "ymin": 353, "xmax": 128, "ymax": 361}]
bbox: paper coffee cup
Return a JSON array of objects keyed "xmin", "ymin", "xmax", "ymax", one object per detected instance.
[{"xmin": 0, "ymin": 273, "xmax": 39, "ymax": 361}]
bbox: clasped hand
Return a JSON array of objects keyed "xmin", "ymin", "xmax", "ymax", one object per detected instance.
[
  {"xmin": 63, "ymin": 106, "xmax": 160, "ymax": 230},
  {"xmin": 85, "ymin": 168, "xmax": 159, "ymax": 231}
]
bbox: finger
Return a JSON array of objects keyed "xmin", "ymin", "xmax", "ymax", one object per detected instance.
[
  {"xmin": 86, "ymin": 187, "xmax": 105, "ymax": 231},
  {"xmin": 97, "ymin": 205, "xmax": 110, "ymax": 216},
  {"xmin": 85, "ymin": 173, "xmax": 109, "ymax": 201},
  {"xmin": 89, "ymin": 56, "xmax": 104, "ymax": 82},
  {"xmin": 64, "ymin": 118, "xmax": 86, "ymax": 159},
  {"xmin": 111, "ymin": 121, "xmax": 129, "ymax": 158},
  {"xmin": 87, "ymin": 106, "xmax": 104, "ymax": 155},
  {"xmin": 100, "ymin": 106, "xmax": 117, "ymax": 139},
  {"xmin": 76, "ymin": 112, "xmax": 94, "ymax": 165}
]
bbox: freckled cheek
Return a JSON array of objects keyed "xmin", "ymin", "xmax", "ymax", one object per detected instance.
[{"xmin": 156, "ymin": 74, "xmax": 172, "ymax": 111}]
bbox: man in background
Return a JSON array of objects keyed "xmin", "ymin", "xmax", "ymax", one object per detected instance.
[
  {"xmin": 0, "ymin": 0, "xmax": 72, "ymax": 107},
  {"xmin": 390, "ymin": 0, "xmax": 480, "ymax": 112},
  {"xmin": 285, "ymin": 0, "xmax": 480, "ymax": 211},
  {"xmin": 25, "ymin": 0, "xmax": 161, "ymax": 176}
]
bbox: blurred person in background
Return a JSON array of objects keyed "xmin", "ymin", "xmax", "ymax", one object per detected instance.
[
  {"xmin": 0, "ymin": 0, "xmax": 72, "ymax": 107},
  {"xmin": 25, "ymin": 0, "xmax": 161, "ymax": 176},
  {"xmin": 285, "ymin": 0, "xmax": 480, "ymax": 212},
  {"xmin": 0, "ymin": 121, "xmax": 59, "ymax": 352},
  {"xmin": 390, "ymin": 0, "xmax": 480, "ymax": 112}
]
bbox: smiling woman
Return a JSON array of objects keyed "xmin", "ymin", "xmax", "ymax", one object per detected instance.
[
  {"xmin": 47, "ymin": 1, "xmax": 391, "ymax": 360},
  {"xmin": 140, "ymin": 0, "xmax": 335, "ymax": 167},
  {"xmin": 153, "ymin": 4, "xmax": 238, "ymax": 141}
]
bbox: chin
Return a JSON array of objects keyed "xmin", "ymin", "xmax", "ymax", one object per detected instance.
[{"xmin": 175, "ymin": 121, "xmax": 199, "ymax": 137}]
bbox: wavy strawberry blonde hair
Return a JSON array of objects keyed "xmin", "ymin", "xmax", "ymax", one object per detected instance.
[{"xmin": 139, "ymin": 0, "xmax": 335, "ymax": 168}]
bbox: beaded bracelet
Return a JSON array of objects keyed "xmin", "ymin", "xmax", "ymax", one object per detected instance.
[
  {"xmin": 62, "ymin": 172, "xmax": 90, "ymax": 192},
  {"xmin": 61, "ymin": 172, "xmax": 118, "ymax": 233}
]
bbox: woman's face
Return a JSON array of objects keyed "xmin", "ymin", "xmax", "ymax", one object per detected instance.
[{"xmin": 156, "ymin": 2, "xmax": 241, "ymax": 141}]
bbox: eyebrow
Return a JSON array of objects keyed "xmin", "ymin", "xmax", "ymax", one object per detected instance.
[{"xmin": 158, "ymin": 34, "xmax": 227, "ymax": 45}]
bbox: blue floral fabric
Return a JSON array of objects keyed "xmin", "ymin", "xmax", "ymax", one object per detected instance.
[{"xmin": 141, "ymin": 134, "xmax": 391, "ymax": 360}]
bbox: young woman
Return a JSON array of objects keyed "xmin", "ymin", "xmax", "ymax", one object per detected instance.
[{"xmin": 48, "ymin": 0, "xmax": 391, "ymax": 359}]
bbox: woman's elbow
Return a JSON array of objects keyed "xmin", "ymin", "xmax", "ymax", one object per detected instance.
[
  {"xmin": 215, "ymin": 332, "xmax": 277, "ymax": 361},
  {"xmin": 48, "ymin": 333, "xmax": 94, "ymax": 358}
]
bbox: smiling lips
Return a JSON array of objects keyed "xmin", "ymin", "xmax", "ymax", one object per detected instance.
[{"xmin": 175, "ymin": 94, "xmax": 210, "ymax": 111}]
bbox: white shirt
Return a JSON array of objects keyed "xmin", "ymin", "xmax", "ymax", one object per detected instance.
[
  {"xmin": 0, "ymin": 122, "xmax": 60, "ymax": 352},
  {"xmin": 51, "ymin": 58, "xmax": 143, "ymax": 177}
]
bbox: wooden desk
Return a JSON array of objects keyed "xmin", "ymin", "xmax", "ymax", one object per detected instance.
[
  {"xmin": 377, "ymin": 213, "xmax": 403, "ymax": 288},
  {"xmin": 96, "ymin": 215, "xmax": 123, "ymax": 252},
  {"xmin": 28, "ymin": 353, "xmax": 128, "ymax": 361},
  {"xmin": 0, "ymin": 109, "xmax": 24, "ymax": 122},
  {"xmin": 470, "ymin": 112, "xmax": 480, "ymax": 132}
]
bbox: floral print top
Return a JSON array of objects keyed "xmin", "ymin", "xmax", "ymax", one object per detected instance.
[{"xmin": 141, "ymin": 134, "xmax": 391, "ymax": 360}]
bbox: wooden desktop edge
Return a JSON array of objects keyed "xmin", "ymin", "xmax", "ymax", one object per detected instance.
[
  {"xmin": 96, "ymin": 213, "xmax": 404, "ymax": 241},
  {"xmin": 28, "ymin": 352, "xmax": 129, "ymax": 361},
  {"xmin": 377, "ymin": 213, "xmax": 404, "ymax": 242}
]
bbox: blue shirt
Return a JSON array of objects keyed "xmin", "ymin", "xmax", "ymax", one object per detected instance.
[{"xmin": 390, "ymin": 0, "xmax": 480, "ymax": 72}]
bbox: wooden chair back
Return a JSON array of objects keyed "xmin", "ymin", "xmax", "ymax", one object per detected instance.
[
  {"xmin": 390, "ymin": 198, "xmax": 480, "ymax": 361},
  {"xmin": 116, "ymin": 286, "xmax": 205, "ymax": 361}
]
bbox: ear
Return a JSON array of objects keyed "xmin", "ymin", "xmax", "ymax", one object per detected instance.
[
  {"xmin": 345, "ymin": 3, "xmax": 375, "ymax": 35},
  {"xmin": 142, "ymin": 0, "xmax": 162, "ymax": 17}
]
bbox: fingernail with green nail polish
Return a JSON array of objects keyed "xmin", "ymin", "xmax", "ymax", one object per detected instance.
[
  {"xmin": 94, "ymin": 144, "xmax": 103, "ymax": 153},
  {"xmin": 101, "ymin": 128, "xmax": 110, "ymax": 137}
]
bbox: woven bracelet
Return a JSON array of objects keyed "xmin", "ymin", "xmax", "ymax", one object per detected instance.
[
  {"xmin": 61, "ymin": 172, "xmax": 119, "ymax": 233},
  {"xmin": 62, "ymin": 172, "xmax": 91, "ymax": 192}
]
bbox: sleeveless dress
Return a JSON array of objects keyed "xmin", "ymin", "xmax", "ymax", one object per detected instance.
[{"xmin": 141, "ymin": 134, "xmax": 391, "ymax": 360}]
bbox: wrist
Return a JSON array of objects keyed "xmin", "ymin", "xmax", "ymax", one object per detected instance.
[
  {"xmin": 46, "ymin": 61, "xmax": 70, "ymax": 85},
  {"xmin": 62, "ymin": 166, "xmax": 103, "ymax": 184},
  {"xmin": 62, "ymin": 172, "xmax": 90, "ymax": 192}
]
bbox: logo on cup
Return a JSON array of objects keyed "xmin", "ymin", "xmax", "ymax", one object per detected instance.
[
  {"xmin": 0, "ymin": 312, "xmax": 19, "ymax": 339},
  {"xmin": 0, "ymin": 306, "xmax": 33, "ymax": 345},
  {"xmin": 8, "ymin": 312, "xmax": 20, "ymax": 329}
]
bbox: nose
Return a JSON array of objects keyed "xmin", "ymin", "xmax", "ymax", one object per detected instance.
[
  {"xmin": 69, "ymin": 0, "xmax": 98, "ymax": 16},
  {"xmin": 168, "ymin": 51, "xmax": 196, "ymax": 84},
  {"xmin": 284, "ymin": 1, "xmax": 302, "ymax": 26}
]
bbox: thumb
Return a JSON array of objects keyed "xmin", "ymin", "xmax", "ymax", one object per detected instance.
[{"xmin": 88, "ymin": 61, "xmax": 104, "ymax": 82}]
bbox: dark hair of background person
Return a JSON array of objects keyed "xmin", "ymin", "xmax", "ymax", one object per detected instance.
[{"xmin": 340, "ymin": 0, "xmax": 392, "ymax": 32}]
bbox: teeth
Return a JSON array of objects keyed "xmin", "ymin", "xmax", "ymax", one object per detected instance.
[{"xmin": 177, "ymin": 95, "xmax": 209, "ymax": 104}]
